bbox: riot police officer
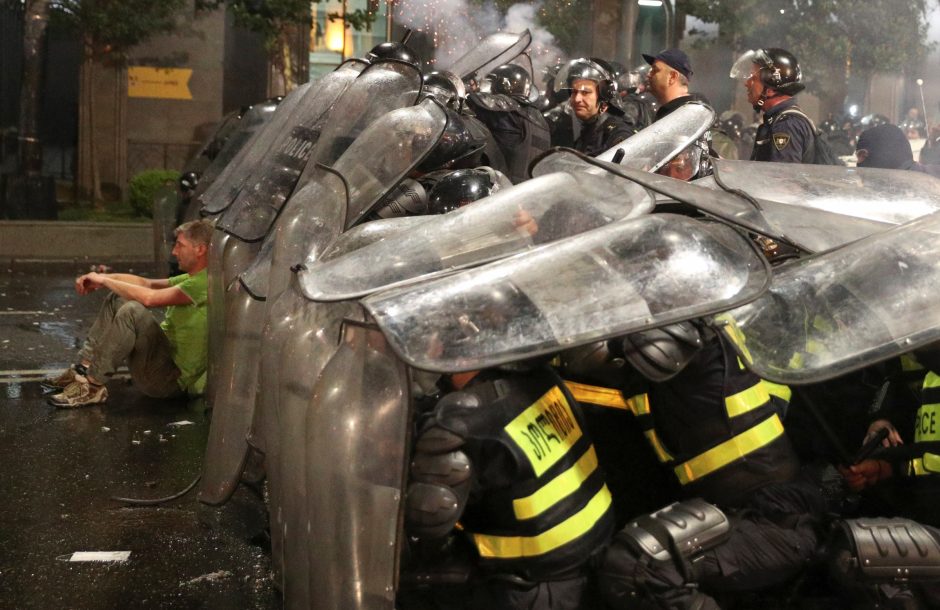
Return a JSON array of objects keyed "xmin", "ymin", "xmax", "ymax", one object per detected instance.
[
  {"xmin": 466, "ymin": 64, "xmax": 550, "ymax": 184},
  {"xmin": 581, "ymin": 320, "xmax": 826, "ymax": 609},
  {"xmin": 403, "ymin": 365, "xmax": 615, "ymax": 609},
  {"xmin": 730, "ymin": 48, "xmax": 817, "ymax": 163},
  {"xmin": 643, "ymin": 48, "xmax": 703, "ymax": 121},
  {"xmin": 556, "ymin": 59, "xmax": 637, "ymax": 157}
]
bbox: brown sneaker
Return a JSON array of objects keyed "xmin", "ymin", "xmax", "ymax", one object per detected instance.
[
  {"xmin": 41, "ymin": 366, "xmax": 80, "ymax": 391},
  {"xmin": 48, "ymin": 375, "xmax": 108, "ymax": 408}
]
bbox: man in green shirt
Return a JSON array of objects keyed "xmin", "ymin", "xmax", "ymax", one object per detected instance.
[{"xmin": 45, "ymin": 219, "xmax": 212, "ymax": 408}]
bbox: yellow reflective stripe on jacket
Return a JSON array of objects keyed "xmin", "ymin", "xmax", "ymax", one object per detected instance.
[
  {"xmin": 724, "ymin": 380, "xmax": 791, "ymax": 418},
  {"xmin": 765, "ymin": 381, "xmax": 792, "ymax": 403},
  {"xmin": 563, "ymin": 381, "xmax": 651, "ymax": 418},
  {"xmin": 473, "ymin": 485, "xmax": 613, "ymax": 559},
  {"xmin": 564, "ymin": 381, "xmax": 628, "ymax": 410},
  {"xmin": 724, "ymin": 383, "xmax": 770, "ymax": 418},
  {"xmin": 673, "ymin": 415, "xmax": 785, "ymax": 485},
  {"xmin": 714, "ymin": 313, "xmax": 753, "ymax": 364},
  {"xmin": 627, "ymin": 393, "xmax": 650, "ymax": 417},
  {"xmin": 512, "ymin": 446, "xmax": 599, "ymax": 521},
  {"xmin": 908, "ymin": 453, "xmax": 940, "ymax": 476},
  {"xmin": 644, "ymin": 429, "xmax": 673, "ymax": 462}
]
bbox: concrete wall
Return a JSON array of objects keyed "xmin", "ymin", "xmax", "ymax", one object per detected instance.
[{"xmin": 0, "ymin": 221, "xmax": 152, "ymax": 261}]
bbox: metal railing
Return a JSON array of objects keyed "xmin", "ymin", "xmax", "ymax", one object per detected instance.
[{"xmin": 127, "ymin": 140, "xmax": 200, "ymax": 177}]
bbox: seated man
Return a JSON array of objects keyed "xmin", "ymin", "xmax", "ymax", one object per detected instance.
[{"xmin": 44, "ymin": 219, "xmax": 212, "ymax": 408}]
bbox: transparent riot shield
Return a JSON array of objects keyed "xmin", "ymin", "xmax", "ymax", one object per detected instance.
[
  {"xmin": 301, "ymin": 165, "xmax": 654, "ymax": 302},
  {"xmin": 151, "ymin": 185, "xmax": 179, "ymax": 276},
  {"xmin": 205, "ymin": 229, "xmax": 259, "ymax": 412},
  {"xmin": 444, "ymin": 30, "xmax": 532, "ymax": 81},
  {"xmin": 593, "ymin": 102, "xmax": 716, "ymax": 168},
  {"xmin": 199, "ymin": 275, "xmax": 266, "ymax": 505},
  {"xmin": 195, "ymin": 102, "xmax": 280, "ymax": 194},
  {"xmin": 707, "ymin": 159, "xmax": 940, "ymax": 244},
  {"xmin": 198, "ymin": 83, "xmax": 310, "ymax": 217},
  {"xmin": 712, "ymin": 210, "xmax": 940, "ymax": 385},
  {"xmin": 200, "ymin": 62, "xmax": 425, "ymax": 511},
  {"xmin": 304, "ymin": 319, "xmax": 410, "ymax": 610},
  {"xmin": 249, "ymin": 100, "xmax": 445, "ymax": 602},
  {"xmin": 209, "ymin": 67, "xmax": 364, "ymax": 239},
  {"xmin": 364, "ymin": 214, "xmax": 770, "ymax": 373},
  {"xmin": 266, "ymin": 276, "xmax": 363, "ymax": 608},
  {"xmin": 290, "ymin": 60, "xmax": 425, "ymax": 196}
]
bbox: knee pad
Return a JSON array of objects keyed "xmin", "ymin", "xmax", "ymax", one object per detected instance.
[
  {"xmin": 599, "ymin": 500, "xmax": 729, "ymax": 606},
  {"xmin": 829, "ymin": 518, "xmax": 940, "ymax": 585},
  {"xmin": 618, "ymin": 498, "xmax": 731, "ymax": 563}
]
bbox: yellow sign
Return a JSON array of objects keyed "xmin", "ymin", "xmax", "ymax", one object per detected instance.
[
  {"xmin": 128, "ymin": 67, "xmax": 192, "ymax": 100},
  {"xmin": 504, "ymin": 386, "xmax": 582, "ymax": 477}
]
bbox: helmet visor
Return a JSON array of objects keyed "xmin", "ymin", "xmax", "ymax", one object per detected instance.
[
  {"xmin": 729, "ymin": 49, "xmax": 771, "ymax": 79},
  {"xmin": 553, "ymin": 59, "xmax": 609, "ymax": 95}
]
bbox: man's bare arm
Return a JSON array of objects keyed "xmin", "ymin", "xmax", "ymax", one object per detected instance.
[
  {"xmin": 79, "ymin": 272, "xmax": 192, "ymax": 307},
  {"xmin": 76, "ymin": 272, "xmax": 170, "ymax": 295}
]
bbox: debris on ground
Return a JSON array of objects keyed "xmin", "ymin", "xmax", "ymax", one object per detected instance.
[{"xmin": 181, "ymin": 570, "xmax": 233, "ymax": 586}]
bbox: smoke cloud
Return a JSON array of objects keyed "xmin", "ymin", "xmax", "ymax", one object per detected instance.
[{"xmin": 394, "ymin": 0, "xmax": 565, "ymax": 87}]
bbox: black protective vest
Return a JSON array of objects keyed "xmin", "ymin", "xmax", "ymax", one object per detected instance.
[
  {"xmin": 565, "ymin": 334, "xmax": 798, "ymax": 509},
  {"xmin": 435, "ymin": 370, "xmax": 614, "ymax": 580},
  {"xmin": 467, "ymin": 92, "xmax": 551, "ymax": 184}
]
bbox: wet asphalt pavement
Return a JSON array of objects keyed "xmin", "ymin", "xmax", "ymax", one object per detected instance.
[{"xmin": 0, "ymin": 263, "xmax": 279, "ymax": 609}]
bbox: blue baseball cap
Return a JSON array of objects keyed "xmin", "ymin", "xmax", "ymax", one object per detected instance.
[{"xmin": 643, "ymin": 49, "xmax": 693, "ymax": 79}]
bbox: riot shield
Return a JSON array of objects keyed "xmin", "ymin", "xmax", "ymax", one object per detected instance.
[
  {"xmin": 204, "ymin": 229, "xmax": 259, "ymax": 413},
  {"xmin": 198, "ymin": 83, "xmax": 310, "ymax": 217},
  {"xmin": 301, "ymin": 165, "xmax": 654, "ymax": 302},
  {"xmin": 304, "ymin": 319, "xmax": 410, "ymax": 610},
  {"xmin": 266, "ymin": 277, "xmax": 362, "ymax": 607},
  {"xmin": 364, "ymin": 214, "xmax": 770, "ymax": 373},
  {"xmin": 688, "ymin": 160, "xmax": 940, "ymax": 252},
  {"xmin": 252, "ymin": 99, "xmax": 446, "ymax": 603},
  {"xmin": 151, "ymin": 185, "xmax": 179, "ymax": 276},
  {"xmin": 195, "ymin": 100, "xmax": 281, "ymax": 203},
  {"xmin": 711, "ymin": 159, "xmax": 940, "ymax": 225},
  {"xmin": 199, "ymin": 275, "xmax": 266, "ymax": 505},
  {"xmin": 319, "ymin": 217, "xmax": 432, "ymax": 261},
  {"xmin": 545, "ymin": 152, "xmax": 871, "ymax": 254},
  {"xmin": 444, "ymin": 30, "xmax": 532, "ymax": 81},
  {"xmin": 200, "ymin": 62, "xmax": 425, "ymax": 511},
  {"xmin": 712, "ymin": 210, "xmax": 940, "ymax": 385},
  {"xmin": 209, "ymin": 67, "xmax": 364, "ymax": 238},
  {"xmin": 291, "ymin": 60, "xmax": 425, "ymax": 196},
  {"xmin": 593, "ymin": 102, "xmax": 716, "ymax": 169}
]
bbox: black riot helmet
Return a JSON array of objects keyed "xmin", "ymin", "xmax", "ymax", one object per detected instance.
[
  {"xmin": 422, "ymin": 70, "xmax": 467, "ymax": 109},
  {"xmin": 485, "ymin": 64, "xmax": 532, "ymax": 100},
  {"xmin": 366, "ymin": 41, "xmax": 420, "ymax": 68},
  {"xmin": 427, "ymin": 167, "xmax": 507, "ymax": 214},
  {"xmin": 179, "ymin": 171, "xmax": 199, "ymax": 194},
  {"xmin": 416, "ymin": 107, "xmax": 487, "ymax": 173},
  {"xmin": 553, "ymin": 58, "xmax": 618, "ymax": 105},
  {"xmin": 730, "ymin": 48, "xmax": 804, "ymax": 96}
]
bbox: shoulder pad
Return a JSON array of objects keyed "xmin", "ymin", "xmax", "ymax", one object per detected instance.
[{"xmin": 469, "ymin": 92, "xmax": 521, "ymax": 113}]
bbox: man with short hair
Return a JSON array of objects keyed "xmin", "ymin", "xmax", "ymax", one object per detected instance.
[
  {"xmin": 45, "ymin": 219, "xmax": 213, "ymax": 407},
  {"xmin": 643, "ymin": 48, "xmax": 698, "ymax": 120}
]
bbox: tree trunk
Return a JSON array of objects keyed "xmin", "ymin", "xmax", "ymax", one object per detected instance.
[
  {"xmin": 78, "ymin": 42, "xmax": 102, "ymax": 204},
  {"xmin": 18, "ymin": 0, "xmax": 51, "ymax": 175}
]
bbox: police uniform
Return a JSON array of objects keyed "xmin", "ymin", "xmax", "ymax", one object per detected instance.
[
  {"xmin": 588, "ymin": 330, "xmax": 825, "ymax": 609},
  {"xmin": 573, "ymin": 112, "xmax": 636, "ymax": 158},
  {"xmin": 862, "ymin": 363, "xmax": 940, "ymax": 528},
  {"xmin": 751, "ymin": 97, "xmax": 816, "ymax": 163},
  {"xmin": 404, "ymin": 368, "xmax": 615, "ymax": 610},
  {"xmin": 467, "ymin": 92, "xmax": 551, "ymax": 184}
]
